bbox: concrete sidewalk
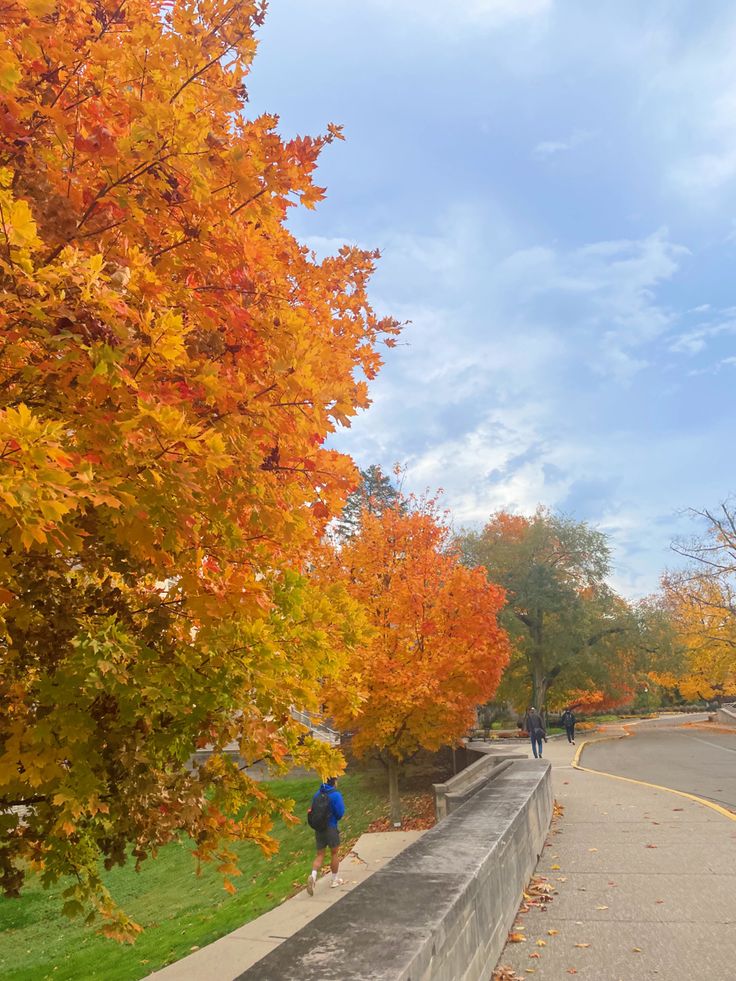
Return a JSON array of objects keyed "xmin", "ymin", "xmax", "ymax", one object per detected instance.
[
  {"xmin": 146, "ymin": 830, "xmax": 424, "ymax": 980},
  {"xmin": 495, "ymin": 723, "xmax": 736, "ymax": 980}
]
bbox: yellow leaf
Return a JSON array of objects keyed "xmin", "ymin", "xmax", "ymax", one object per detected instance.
[
  {"xmin": 574, "ymin": 943, "xmax": 591, "ymax": 948},
  {"xmin": 0, "ymin": 49, "xmax": 21, "ymax": 93}
]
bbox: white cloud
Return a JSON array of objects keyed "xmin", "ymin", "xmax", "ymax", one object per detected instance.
[
  {"xmin": 493, "ymin": 230, "xmax": 688, "ymax": 378},
  {"xmin": 532, "ymin": 129, "xmax": 596, "ymax": 159},
  {"xmin": 669, "ymin": 317, "xmax": 736, "ymax": 356},
  {"xmin": 642, "ymin": 18, "xmax": 736, "ymax": 199}
]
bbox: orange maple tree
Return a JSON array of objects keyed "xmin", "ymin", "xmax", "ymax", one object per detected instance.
[
  {"xmin": 0, "ymin": 0, "xmax": 398, "ymax": 935},
  {"xmin": 326, "ymin": 495, "xmax": 510, "ymax": 824}
]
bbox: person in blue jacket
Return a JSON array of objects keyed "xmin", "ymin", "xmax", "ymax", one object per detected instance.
[{"xmin": 306, "ymin": 776, "xmax": 345, "ymax": 895}]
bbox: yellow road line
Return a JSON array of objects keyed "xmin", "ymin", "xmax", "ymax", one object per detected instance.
[{"xmin": 572, "ymin": 730, "xmax": 736, "ymax": 823}]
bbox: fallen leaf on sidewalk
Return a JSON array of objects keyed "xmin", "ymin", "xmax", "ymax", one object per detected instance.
[
  {"xmin": 492, "ymin": 965, "xmax": 525, "ymax": 981},
  {"xmin": 547, "ymin": 929, "xmax": 559, "ymax": 936},
  {"xmin": 594, "ymin": 905, "xmax": 609, "ymax": 910},
  {"xmin": 574, "ymin": 943, "xmax": 591, "ymax": 948},
  {"xmin": 655, "ymin": 899, "xmax": 664, "ymax": 904},
  {"xmin": 632, "ymin": 947, "xmax": 642, "ymax": 953},
  {"xmin": 567, "ymin": 969, "xmax": 578, "ymax": 974},
  {"xmin": 557, "ymin": 876, "xmax": 567, "ymax": 882},
  {"xmin": 535, "ymin": 939, "xmax": 546, "ymax": 947},
  {"xmin": 673, "ymin": 807, "xmax": 683, "ymax": 811},
  {"xmin": 529, "ymin": 952, "xmax": 541, "ymax": 959},
  {"xmin": 551, "ymin": 864, "xmax": 561, "ymax": 870},
  {"xmin": 508, "ymin": 933, "xmax": 527, "ymax": 943},
  {"xmin": 645, "ymin": 844, "xmax": 657, "ymax": 848},
  {"xmin": 588, "ymin": 847, "xmax": 598, "ymax": 852}
]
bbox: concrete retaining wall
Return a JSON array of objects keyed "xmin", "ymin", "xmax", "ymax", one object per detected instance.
[
  {"xmin": 716, "ymin": 703, "xmax": 736, "ymax": 727},
  {"xmin": 432, "ymin": 749, "xmax": 525, "ymax": 822},
  {"xmin": 236, "ymin": 759, "xmax": 553, "ymax": 981}
]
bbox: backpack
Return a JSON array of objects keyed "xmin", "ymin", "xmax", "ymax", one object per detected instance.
[{"xmin": 307, "ymin": 788, "xmax": 333, "ymax": 831}]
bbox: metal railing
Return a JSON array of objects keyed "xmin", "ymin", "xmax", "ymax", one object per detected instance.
[{"xmin": 290, "ymin": 708, "xmax": 340, "ymax": 747}]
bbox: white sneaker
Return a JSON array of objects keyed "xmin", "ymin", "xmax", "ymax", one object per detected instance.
[
  {"xmin": 330, "ymin": 877, "xmax": 344, "ymax": 888},
  {"xmin": 306, "ymin": 875, "xmax": 315, "ymax": 896}
]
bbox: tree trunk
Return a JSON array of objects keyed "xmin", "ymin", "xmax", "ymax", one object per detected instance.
[
  {"xmin": 388, "ymin": 753, "xmax": 401, "ymax": 827},
  {"xmin": 532, "ymin": 662, "xmax": 548, "ymax": 716},
  {"xmin": 530, "ymin": 610, "xmax": 547, "ymax": 715}
]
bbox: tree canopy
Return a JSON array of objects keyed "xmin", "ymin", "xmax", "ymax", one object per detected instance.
[
  {"xmin": 325, "ymin": 494, "xmax": 510, "ymax": 823},
  {"xmin": 333, "ymin": 464, "xmax": 402, "ymax": 540},
  {"xmin": 658, "ymin": 502, "xmax": 736, "ymax": 703},
  {"xmin": 458, "ymin": 508, "xmax": 674, "ymax": 713},
  {"xmin": 0, "ymin": 0, "xmax": 398, "ymax": 936}
]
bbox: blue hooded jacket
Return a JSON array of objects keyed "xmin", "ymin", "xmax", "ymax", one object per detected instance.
[{"xmin": 313, "ymin": 782, "xmax": 345, "ymax": 828}]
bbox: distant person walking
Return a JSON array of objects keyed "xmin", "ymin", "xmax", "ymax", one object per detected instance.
[
  {"xmin": 561, "ymin": 707, "xmax": 577, "ymax": 745},
  {"xmin": 306, "ymin": 776, "xmax": 345, "ymax": 895},
  {"xmin": 524, "ymin": 707, "xmax": 547, "ymax": 759}
]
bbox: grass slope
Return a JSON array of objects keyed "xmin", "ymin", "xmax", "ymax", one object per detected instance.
[{"xmin": 0, "ymin": 773, "xmax": 385, "ymax": 981}]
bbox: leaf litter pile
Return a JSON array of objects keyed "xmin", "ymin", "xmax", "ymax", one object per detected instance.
[{"xmin": 366, "ymin": 793, "xmax": 436, "ymax": 832}]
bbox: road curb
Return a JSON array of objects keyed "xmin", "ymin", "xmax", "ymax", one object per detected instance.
[{"xmin": 572, "ymin": 727, "xmax": 736, "ymax": 823}]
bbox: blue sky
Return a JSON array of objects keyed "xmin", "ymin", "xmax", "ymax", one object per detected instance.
[{"xmin": 249, "ymin": 0, "xmax": 736, "ymax": 597}]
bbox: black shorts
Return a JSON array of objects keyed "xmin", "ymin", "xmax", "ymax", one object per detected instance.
[{"xmin": 315, "ymin": 826, "xmax": 340, "ymax": 850}]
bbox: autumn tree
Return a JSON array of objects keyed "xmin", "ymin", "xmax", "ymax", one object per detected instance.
[
  {"xmin": 325, "ymin": 496, "xmax": 510, "ymax": 825},
  {"xmin": 459, "ymin": 509, "xmax": 637, "ymax": 713},
  {"xmin": 0, "ymin": 0, "xmax": 398, "ymax": 935},
  {"xmin": 658, "ymin": 502, "xmax": 736, "ymax": 703}
]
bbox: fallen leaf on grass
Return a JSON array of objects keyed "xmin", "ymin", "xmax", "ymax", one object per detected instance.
[
  {"xmin": 508, "ymin": 933, "xmax": 527, "ymax": 943},
  {"xmin": 574, "ymin": 943, "xmax": 591, "ymax": 948}
]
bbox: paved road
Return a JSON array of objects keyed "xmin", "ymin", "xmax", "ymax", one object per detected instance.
[{"xmin": 583, "ymin": 720, "xmax": 736, "ymax": 811}]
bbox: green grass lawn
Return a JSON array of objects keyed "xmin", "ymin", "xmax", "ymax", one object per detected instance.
[{"xmin": 0, "ymin": 773, "xmax": 385, "ymax": 981}]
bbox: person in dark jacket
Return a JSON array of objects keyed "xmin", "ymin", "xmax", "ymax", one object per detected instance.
[
  {"xmin": 524, "ymin": 707, "xmax": 546, "ymax": 759},
  {"xmin": 561, "ymin": 707, "xmax": 577, "ymax": 745},
  {"xmin": 306, "ymin": 776, "xmax": 345, "ymax": 895}
]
